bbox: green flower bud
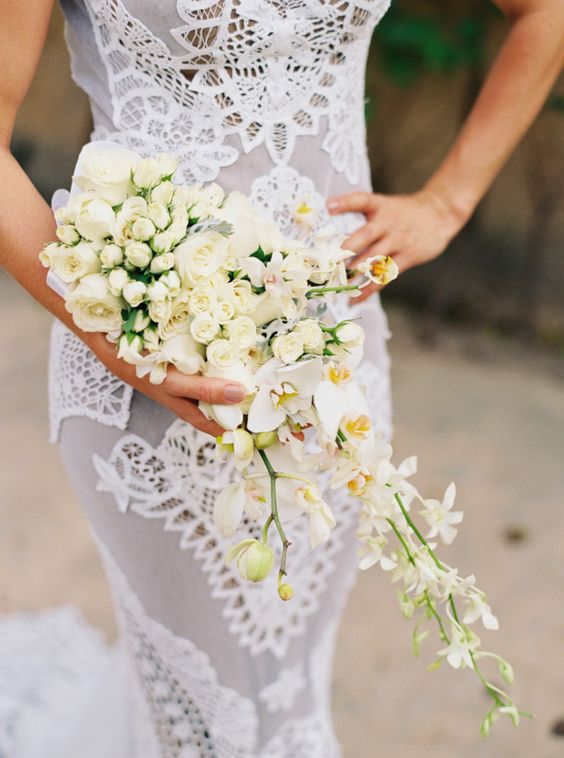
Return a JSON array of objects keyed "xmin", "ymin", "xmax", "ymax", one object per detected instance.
[
  {"xmin": 278, "ymin": 583, "xmax": 294, "ymax": 601},
  {"xmin": 254, "ymin": 431, "xmax": 277, "ymax": 450}
]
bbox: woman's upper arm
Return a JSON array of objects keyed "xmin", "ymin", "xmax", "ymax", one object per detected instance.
[
  {"xmin": 492, "ymin": 0, "xmax": 564, "ymax": 23},
  {"xmin": 0, "ymin": 0, "xmax": 55, "ymax": 148}
]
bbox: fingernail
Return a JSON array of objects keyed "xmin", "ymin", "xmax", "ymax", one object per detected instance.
[
  {"xmin": 327, "ymin": 199, "xmax": 339, "ymax": 212},
  {"xmin": 224, "ymin": 384, "xmax": 246, "ymax": 402}
]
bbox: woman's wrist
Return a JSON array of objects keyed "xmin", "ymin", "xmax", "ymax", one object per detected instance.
[{"xmin": 421, "ymin": 174, "xmax": 479, "ymax": 233}]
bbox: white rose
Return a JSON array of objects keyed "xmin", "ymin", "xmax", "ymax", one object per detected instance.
[
  {"xmin": 229, "ymin": 280, "xmax": 256, "ymax": 314},
  {"xmin": 147, "ymin": 280, "xmax": 169, "ymax": 303},
  {"xmin": 191, "ymin": 183, "xmax": 225, "ymax": 217},
  {"xmin": 190, "ymin": 312, "xmax": 220, "ymax": 345},
  {"xmin": 130, "ymin": 217, "xmax": 156, "ymax": 241},
  {"xmin": 189, "ymin": 287, "xmax": 217, "ymax": 315},
  {"xmin": 161, "ymin": 333, "xmax": 203, "ymax": 375},
  {"xmin": 214, "ymin": 300, "xmax": 236, "ymax": 325},
  {"xmin": 107, "ymin": 267, "xmax": 129, "ymax": 295},
  {"xmin": 65, "ymin": 273, "xmax": 123, "ymax": 332},
  {"xmin": 294, "ymin": 319, "xmax": 325, "ymax": 354},
  {"xmin": 272, "ymin": 333, "xmax": 304, "ymax": 364},
  {"xmin": 174, "ymin": 232, "xmax": 228, "ymax": 286},
  {"xmin": 56, "ymin": 225, "xmax": 80, "ymax": 245},
  {"xmin": 224, "ymin": 316, "xmax": 257, "ymax": 350},
  {"xmin": 121, "ymin": 196, "xmax": 148, "ymax": 216},
  {"xmin": 133, "ymin": 159, "xmax": 165, "ymax": 190},
  {"xmin": 100, "ymin": 243, "xmax": 124, "ymax": 268},
  {"xmin": 39, "ymin": 241, "xmax": 59, "ymax": 268},
  {"xmin": 72, "ymin": 195, "xmax": 115, "ymax": 242},
  {"xmin": 122, "ymin": 280, "xmax": 147, "ymax": 307},
  {"xmin": 148, "ymin": 297, "xmax": 173, "ymax": 325},
  {"xmin": 151, "ymin": 181, "xmax": 175, "ymax": 205},
  {"xmin": 149, "ymin": 253, "xmax": 174, "ymax": 274},
  {"xmin": 151, "ymin": 230, "xmax": 176, "ymax": 254},
  {"xmin": 206, "ymin": 339, "xmax": 239, "ymax": 368},
  {"xmin": 335, "ymin": 321, "xmax": 364, "ymax": 349},
  {"xmin": 54, "ymin": 205, "xmax": 75, "ymax": 226},
  {"xmin": 73, "ymin": 145, "xmax": 140, "ymax": 205},
  {"xmin": 117, "ymin": 334, "xmax": 144, "ymax": 365},
  {"xmin": 172, "ymin": 184, "xmax": 202, "ymax": 210},
  {"xmin": 125, "ymin": 241, "xmax": 152, "ymax": 268},
  {"xmin": 157, "ymin": 293, "xmax": 191, "ymax": 339},
  {"xmin": 132, "ymin": 310, "xmax": 150, "ymax": 332},
  {"xmin": 159, "ymin": 270, "xmax": 181, "ymax": 296},
  {"xmin": 147, "ymin": 201, "xmax": 170, "ymax": 230},
  {"xmin": 48, "ymin": 241, "xmax": 101, "ymax": 283}
]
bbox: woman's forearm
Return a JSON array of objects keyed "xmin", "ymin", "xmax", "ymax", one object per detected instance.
[
  {"xmin": 424, "ymin": 1, "xmax": 564, "ymax": 224},
  {"xmin": 0, "ymin": 147, "xmax": 92, "ymax": 343}
]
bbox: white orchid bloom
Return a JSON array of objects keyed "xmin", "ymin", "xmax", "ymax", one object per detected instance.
[
  {"xmin": 419, "ymin": 483, "xmax": 463, "ymax": 545},
  {"xmin": 438, "ymin": 624, "xmax": 480, "ymax": 669},
  {"xmin": 313, "ymin": 377, "xmax": 371, "ymax": 442},
  {"xmin": 295, "ymin": 484, "xmax": 336, "ymax": 549},
  {"xmin": 356, "ymin": 533, "xmax": 398, "ymax": 571},
  {"xmin": 218, "ymin": 428, "xmax": 254, "ymax": 471},
  {"xmin": 247, "ymin": 356, "xmax": 323, "ymax": 433},
  {"xmin": 214, "ymin": 481, "xmax": 247, "ymax": 537},
  {"xmin": 463, "ymin": 591, "xmax": 499, "ymax": 631}
]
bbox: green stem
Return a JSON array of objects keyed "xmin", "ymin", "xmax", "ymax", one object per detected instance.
[
  {"xmin": 387, "ymin": 517, "xmax": 450, "ymax": 644},
  {"xmin": 393, "ymin": 493, "xmax": 444, "ymax": 571},
  {"xmin": 258, "ymin": 449, "xmax": 292, "ymax": 578},
  {"xmin": 306, "ymin": 284, "xmax": 360, "ymax": 299}
]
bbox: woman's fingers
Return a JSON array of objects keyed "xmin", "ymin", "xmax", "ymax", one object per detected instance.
[
  {"xmin": 327, "ymin": 192, "xmax": 379, "ymax": 215},
  {"xmin": 164, "ymin": 369, "xmax": 247, "ymax": 405},
  {"xmin": 343, "ymin": 222, "xmax": 386, "ymax": 256}
]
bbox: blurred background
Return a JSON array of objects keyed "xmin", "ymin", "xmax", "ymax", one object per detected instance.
[{"xmin": 2, "ymin": 2, "xmax": 564, "ymax": 756}]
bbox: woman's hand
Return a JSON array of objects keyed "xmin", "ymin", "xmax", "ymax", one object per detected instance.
[
  {"xmin": 87, "ymin": 332, "xmax": 245, "ymax": 437},
  {"xmin": 327, "ymin": 188, "xmax": 467, "ymax": 303}
]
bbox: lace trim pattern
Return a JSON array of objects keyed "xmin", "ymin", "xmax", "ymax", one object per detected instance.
[
  {"xmin": 86, "ymin": 0, "xmax": 391, "ymax": 183},
  {"xmin": 97, "ymin": 540, "xmax": 342, "ymax": 757},
  {"xmin": 93, "ymin": 418, "xmax": 360, "ymax": 660},
  {"xmin": 48, "ymin": 319, "xmax": 133, "ymax": 443}
]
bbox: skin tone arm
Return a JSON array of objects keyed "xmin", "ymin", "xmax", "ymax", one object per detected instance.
[
  {"xmin": 0, "ymin": 0, "xmax": 247, "ymax": 436},
  {"xmin": 327, "ymin": 0, "xmax": 564, "ymax": 302}
]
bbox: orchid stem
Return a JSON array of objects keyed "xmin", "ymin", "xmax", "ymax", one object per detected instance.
[
  {"xmin": 306, "ymin": 285, "xmax": 360, "ymax": 299},
  {"xmin": 258, "ymin": 449, "xmax": 291, "ymax": 579}
]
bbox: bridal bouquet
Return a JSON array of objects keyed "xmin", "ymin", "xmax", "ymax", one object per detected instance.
[{"xmin": 40, "ymin": 144, "xmax": 526, "ymax": 734}]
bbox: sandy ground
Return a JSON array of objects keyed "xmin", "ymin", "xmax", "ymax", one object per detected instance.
[{"xmin": 1, "ymin": 271, "xmax": 563, "ymax": 757}]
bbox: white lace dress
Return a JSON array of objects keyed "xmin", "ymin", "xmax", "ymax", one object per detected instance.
[{"xmin": 1, "ymin": 2, "xmax": 394, "ymax": 756}]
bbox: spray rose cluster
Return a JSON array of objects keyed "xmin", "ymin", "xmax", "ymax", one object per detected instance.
[{"xmin": 40, "ymin": 144, "xmax": 525, "ymax": 734}]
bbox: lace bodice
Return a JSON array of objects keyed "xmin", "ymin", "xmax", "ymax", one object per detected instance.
[{"xmin": 61, "ymin": 0, "xmax": 391, "ymax": 187}]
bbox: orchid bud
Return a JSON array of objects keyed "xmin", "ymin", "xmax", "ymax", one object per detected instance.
[
  {"xmin": 278, "ymin": 583, "xmax": 294, "ymax": 601},
  {"xmin": 254, "ymin": 431, "xmax": 277, "ymax": 450}
]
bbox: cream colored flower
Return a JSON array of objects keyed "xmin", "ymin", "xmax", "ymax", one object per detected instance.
[
  {"xmin": 174, "ymin": 232, "xmax": 228, "ymax": 286},
  {"xmin": 107, "ymin": 267, "xmax": 129, "ymax": 295},
  {"xmin": 189, "ymin": 286, "xmax": 217, "ymax": 315},
  {"xmin": 149, "ymin": 253, "xmax": 175, "ymax": 274},
  {"xmin": 72, "ymin": 195, "xmax": 115, "ymax": 242},
  {"xmin": 130, "ymin": 217, "xmax": 156, "ymax": 241},
  {"xmin": 125, "ymin": 241, "xmax": 152, "ymax": 269},
  {"xmin": 206, "ymin": 339, "xmax": 240, "ymax": 369},
  {"xmin": 64, "ymin": 273, "xmax": 123, "ymax": 332},
  {"xmin": 99, "ymin": 243, "xmax": 124, "ymax": 268},
  {"xmin": 156, "ymin": 293, "xmax": 191, "ymax": 340},
  {"xmin": 48, "ymin": 241, "xmax": 101, "ymax": 283},
  {"xmin": 294, "ymin": 319, "xmax": 325, "ymax": 354},
  {"xmin": 223, "ymin": 316, "xmax": 257, "ymax": 350},
  {"xmin": 272, "ymin": 332, "xmax": 304, "ymax": 364},
  {"xmin": 190, "ymin": 312, "xmax": 220, "ymax": 344},
  {"xmin": 73, "ymin": 145, "xmax": 139, "ymax": 205},
  {"xmin": 122, "ymin": 280, "xmax": 147, "ymax": 307},
  {"xmin": 56, "ymin": 225, "xmax": 80, "ymax": 245}
]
